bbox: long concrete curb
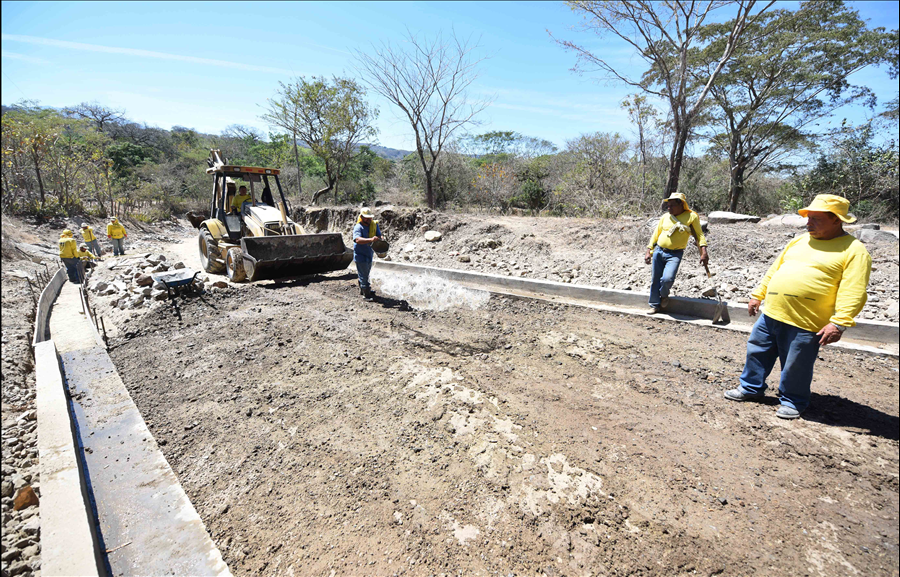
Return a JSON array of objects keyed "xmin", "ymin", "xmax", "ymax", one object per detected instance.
[
  {"xmin": 50, "ymin": 282, "xmax": 232, "ymax": 577},
  {"xmin": 35, "ymin": 340, "xmax": 105, "ymax": 577},
  {"xmin": 32, "ymin": 268, "xmax": 106, "ymax": 577},
  {"xmin": 374, "ymin": 261, "xmax": 898, "ymax": 350}
]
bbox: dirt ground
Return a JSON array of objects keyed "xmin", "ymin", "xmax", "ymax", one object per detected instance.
[{"xmin": 2, "ymin": 209, "xmax": 898, "ymax": 577}]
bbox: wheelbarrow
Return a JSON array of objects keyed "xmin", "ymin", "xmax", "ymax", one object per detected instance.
[{"xmin": 151, "ymin": 269, "xmax": 201, "ymax": 298}]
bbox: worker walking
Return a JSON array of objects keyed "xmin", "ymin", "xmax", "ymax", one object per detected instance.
[
  {"xmin": 107, "ymin": 217, "xmax": 128, "ymax": 256},
  {"xmin": 724, "ymin": 195, "xmax": 872, "ymax": 419},
  {"xmin": 58, "ymin": 229, "xmax": 81, "ymax": 283},
  {"xmin": 644, "ymin": 192, "xmax": 709, "ymax": 312},
  {"xmin": 80, "ymin": 223, "xmax": 102, "ymax": 259},
  {"xmin": 352, "ymin": 208, "xmax": 382, "ymax": 301}
]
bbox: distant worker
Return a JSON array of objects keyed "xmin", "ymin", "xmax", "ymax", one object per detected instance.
[
  {"xmin": 644, "ymin": 192, "xmax": 709, "ymax": 312},
  {"xmin": 260, "ymin": 186, "xmax": 274, "ymax": 207},
  {"xmin": 80, "ymin": 222, "xmax": 102, "ymax": 259},
  {"xmin": 352, "ymin": 208, "xmax": 382, "ymax": 301},
  {"xmin": 58, "ymin": 229, "xmax": 81, "ymax": 283},
  {"xmin": 724, "ymin": 195, "xmax": 872, "ymax": 420},
  {"xmin": 230, "ymin": 185, "xmax": 253, "ymax": 213},
  {"xmin": 106, "ymin": 217, "xmax": 128, "ymax": 256}
]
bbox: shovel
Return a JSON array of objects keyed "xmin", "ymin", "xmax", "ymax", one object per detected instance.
[{"xmin": 703, "ymin": 263, "xmax": 727, "ymax": 324}]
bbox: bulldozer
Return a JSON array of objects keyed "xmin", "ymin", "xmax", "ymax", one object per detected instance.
[{"xmin": 197, "ymin": 150, "xmax": 352, "ymax": 282}]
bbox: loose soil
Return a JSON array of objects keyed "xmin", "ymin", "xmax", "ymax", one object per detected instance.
[{"xmin": 2, "ymin": 209, "xmax": 898, "ymax": 577}]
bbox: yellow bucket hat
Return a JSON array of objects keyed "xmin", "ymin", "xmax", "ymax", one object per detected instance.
[
  {"xmin": 61, "ymin": 229, "xmax": 73, "ymax": 237},
  {"xmin": 663, "ymin": 192, "xmax": 690, "ymax": 211},
  {"xmin": 798, "ymin": 194, "xmax": 856, "ymax": 223}
]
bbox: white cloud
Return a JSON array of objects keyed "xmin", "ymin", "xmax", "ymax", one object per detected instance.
[
  {"xmin": 1, "ymin": 34, "xmax": 293, "ymax": 75},
  {"xmin": 0, "ymin": 50, "xmax": 50, "ymax": 65}
]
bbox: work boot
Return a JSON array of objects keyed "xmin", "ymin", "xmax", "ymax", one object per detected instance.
[
  {"xmin": 660, "ymin": 296, "xmax": 670, "ymax": 309},
  {"xmin": 359, "ymin": 283, "xmax": 366, "ymax": 296},
  {"xmin": 364, "ymin": 289, "xmax": 376, "ymax": 302}
]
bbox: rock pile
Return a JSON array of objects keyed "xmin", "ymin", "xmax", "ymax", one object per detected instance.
[
  {"xmin": 1, "ymin": 412, "xmax": 41, "ymax": 577},
  {"xmin": 88, "ymin": 254, "xmax": 207, "ymax": 309}
]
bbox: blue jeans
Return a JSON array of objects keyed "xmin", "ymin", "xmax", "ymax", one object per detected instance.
[
  {"xmin": 87, "ymin": 239, "xmax": 102, "ymax": 257},
  {"xmin": 355, "ymin": 259, "xmax": 373, "ymax": 291},
  {"xmin": 738, "ymin": 314, "xmax": 821, "ymax": 412},
  {"xmin": 62, "ymin": 258, "xmax": 80, "ymax": 283},
  {"xmin": 111, "ymin": 237, "xmax": 125, "ymax": 256},
  {"xmin": 649, "ymin": 247, "xmax": 683, "ymax": 307}
]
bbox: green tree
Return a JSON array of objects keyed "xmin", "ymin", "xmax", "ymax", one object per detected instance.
[
  {"xmin": 554, "ymin": 0, "xmax": 773, "ymax": 200},
  {"xmin": 263, "ymin": 76, "xmax": 378, "ymax": 204},
  {"xmin": 697, "ymin": 1, "xmax": 897, "ymax": 211}
]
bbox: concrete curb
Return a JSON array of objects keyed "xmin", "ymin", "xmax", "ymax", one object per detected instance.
[
  {"xmin": 32, "ymin": 268, "xmax": 106, "ymax": 577},
  {"xmin": 374, "ymin": 261, "xmax": 898, "ymax": 351},
  {"xmin": 32, "ymin": 267, "xmax": 66, "ymax": 346},
  {"xmin": 35, "ymin": 341, "xmax": 105, "ymax": 577}
]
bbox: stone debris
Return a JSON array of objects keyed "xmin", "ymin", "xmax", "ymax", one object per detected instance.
[
  {"xmin": 424, "ymin": 230, "xmax": 442, "ymax": 242},
  {"xmin": 12, "ymin": 487, "xmax": 38, "ymax": 511},
  {"xmin": 760, "ymin": 214, "xmax": 807, "ymax": 227}
]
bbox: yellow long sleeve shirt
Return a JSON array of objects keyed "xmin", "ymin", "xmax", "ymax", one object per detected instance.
[
  {"xmin": 81, "ymin": 226, "xmax": 97, "ymax": 242},
  {"xmin": 107, "ymin": 222, "xmax": 127, "ymax": 239},
  {"xmin": 647, "ymin": 211, "xmax": 707, "ymax": 251},
  {"xmin": 751, "ymin": 233, "xmax": 871, "ymax": 332},
  {"xmin": 58, "ymin": 237, "xmax": 78, "ymax": 259}
]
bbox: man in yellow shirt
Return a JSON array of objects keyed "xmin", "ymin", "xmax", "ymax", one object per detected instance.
[
  {"xmin": 106, "ymin": 217, "xmax": 128, "ymax": 256},
  {"xmin": 645, "ymin": 192, "xmax": 709, "ymax": 312},
  {"xmin": 230, "ymin": 185, "xmax": 253, "ymax": 214},
  {"xmin": 58, "ymin": 229, "xmax": 81, "ymax": 283},
  {"xmin": 80, "ymin": 223, "xmax": 102, "ymax": 259},
  {"xmin": 724, "ymin": 195, "xmax": 872, "ymax": 419}
]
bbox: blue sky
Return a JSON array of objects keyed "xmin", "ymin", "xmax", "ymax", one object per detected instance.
[{"xmin": 2, "ymin": 1, "xmax": 897, "ymax": 152}]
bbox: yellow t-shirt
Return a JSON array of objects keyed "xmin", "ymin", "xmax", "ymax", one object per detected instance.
[
  {"xmin": 81, "ymin": 226, "xmax": 97, "ymax": 242},
  {"xmin": 231, "ymin": 194, "xmax": 252, "ymax": 211},
  {"xmin": 647, "ymin": 211, "xmax": 707, "ymax": 250},
  {"xmin": 58, "ymin": 237, "xmax": 77, "ymax": 259},
  {"xmin": 752, "ymin": 233, "xmax": 871, "ymax": 332}
]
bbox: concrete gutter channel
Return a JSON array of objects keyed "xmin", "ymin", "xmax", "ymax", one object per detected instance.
[
  {"xmin": 375, "ymin": 261, "xmax": 899, "ymax": 357},
  {"xmin": 24, "ymin": 258, "xmax": 897, "ymax": 575},
  {"xmin": 31, "ymin": 271, "xmax": 230, "ymax": 576}
]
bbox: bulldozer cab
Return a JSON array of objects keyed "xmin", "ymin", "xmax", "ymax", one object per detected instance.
[{"xmin": 209, "ymin": 168, "xmax": 287, "ymax": 241}]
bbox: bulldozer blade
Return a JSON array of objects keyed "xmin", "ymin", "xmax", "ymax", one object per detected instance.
[{"xmin": 241, "ymin": 234, "xmax": 352, "ymax": 281}]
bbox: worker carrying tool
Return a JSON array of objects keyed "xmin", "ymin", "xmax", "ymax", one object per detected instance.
[
  {"xmin": 106, "ymin": 217, "xmax": 128, "ymax": 256},
  {"xmin": 644, "ymin": 192, "xmax": 709, "ymax": 313},
  {"xmin": 352, "ymin": 208, "xmax": 382, "ymax": 301},
  {"xmin": 724, "ymin": 194, "xmax": 872, "ymax": 420},
  {"xmin": 80, "ymin": 223, "xmax": 102, "ymax": 259}
]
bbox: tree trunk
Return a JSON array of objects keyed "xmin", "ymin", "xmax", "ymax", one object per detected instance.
[
  {"xmin": 311, "ymin": 181, "xmax": 334, "ymax": 205},
  {"xmin": 34, "ymin": 160, "xmax": 46, "ymax": 210},
  {"xmin": 728, "ymin": 166, "xmax": 745, "ymax": 212},
  {"xmin": 664, "ymin": 128, "xmax": 689, "ymax": 197},
  {"xmin": 424, "ymin": 170, "xmax": 435, "ymax": 209},
  {"xmin": 292, "ymin": 132, "xmax": 303, "ymax": 199}
]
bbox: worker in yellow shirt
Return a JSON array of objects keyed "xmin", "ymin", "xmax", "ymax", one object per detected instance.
[
  {"xmin": 80, "ymin": 223, "xmax": 102, "ymax": 259},
  {"xmin": 644, "ymin": 192, "xmax": 709, "ymax": 312},
  {"xmin": 58, "ymin": 229, "xmax": 81, "ymax": 283},
  {"xmin": 230, "ymin": 185, "xmax": 253, "ymax": 214},
  {"xmin": 107, "ymin": 217, "xmax": 128, "ymax": 256},
  {"xmin": 724, "ymin": 195, "xmax": 872, "ymax": 419}
]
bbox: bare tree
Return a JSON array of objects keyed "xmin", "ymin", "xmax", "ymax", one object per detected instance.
[
  {"xmin": 63, "ymin": 101, "xmax": 126, "ymax": 133},
  {"xmin": 355, "ymin": 30, "xmax": 490, "ymax": 208},
  {"xmin": 553, "ymin": 0, "xmax": 773, "ymax": 199}
]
